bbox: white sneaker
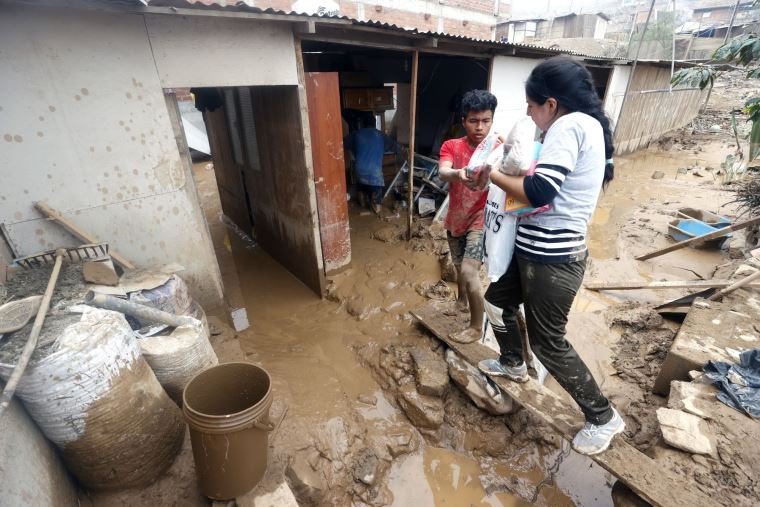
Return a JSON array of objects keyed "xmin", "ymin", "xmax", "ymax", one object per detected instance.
[
  {"xmin": 478, "ymin": 358, "xmax": 529, "ymax": 383},
  {"xmin": 571, "ymin": 408, "xmax": 625, "ymax": 455}
]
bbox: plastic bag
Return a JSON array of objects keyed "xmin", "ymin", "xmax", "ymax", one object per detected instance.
[
  {"xmin": 127, "ymin": 273, "xmax": 192, "ymax": 327},
  {"xmin": 138, "ymin": 304, "xmax": 219, "ymax": 405},
  {"xmin": 494, "ymin": 117, "xmax": 537, "ymax": 176},
  {"xmin": 0, "ymin": 307, "xmax": 184, "ymax": 490},
  {"xmin": 504, "ymin": 141, "xmax": 552, "ymax": 217},
  {"xmin": 483, "ymin": 183, "xmax": 518, "ymax": 281}
]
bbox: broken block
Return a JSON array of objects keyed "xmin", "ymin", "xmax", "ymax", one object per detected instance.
[
  {"xmin": 445, "ymin": 349, "xmax": 513, "ymax": 415},
  {"xmin": 653, "ymin": 299, "xmax": 759, "ymax": 395},
  {"xmin": 656, "ymin": 408, "xmax": 715, "ymax": 455},
  {"xmin": 83, "ymin": 257, "xmax": 119, "ymax": 286},
  {"xmin": 410, "ymin": 348, "xmax": 449, "ymax": 397},
  {"xmin": 397, "ymin": 384, "xmax": 444, "ymax": 429}
]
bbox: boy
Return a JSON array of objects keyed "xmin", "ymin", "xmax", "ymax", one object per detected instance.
[{"xmin": 438, "ymin": 90, "xmax": 501, "ymax": 344}]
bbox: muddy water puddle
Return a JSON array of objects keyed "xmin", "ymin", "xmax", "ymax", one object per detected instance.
[{"xmin": 387, "ymin": 446, "xmax": 612, "ymax": 507}]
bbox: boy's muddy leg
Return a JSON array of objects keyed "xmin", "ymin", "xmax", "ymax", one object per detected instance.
[
  {"xmin": 461, "ymin": 258, "xmax": 483, "ymax": 330},
  {"xmin": 455, "ymin": 264, "xmax": 468, "ymax": 312},
  {"xmin": 450, "ymin": 230, "xmax": 485, "ymax": 344}
]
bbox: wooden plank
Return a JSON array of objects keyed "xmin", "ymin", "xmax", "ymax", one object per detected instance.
[
  {"xmin": 636, "ymin": 216, "xmax": 760, "ymax": 261},
  {"xmin": 708, "ymin": 269, "xmax": 760, "ymax": 301},
  {"xmin": 585, "ymin": 279, "xmax": 760, "ymax": 291},
  {"xmin": 407, "ymin": 50, "xmax": 419, "ymax": 240},
  {"xmin": 34, "ymin": 201, "xmax": 135, "ymax": 271},
  {"xmin": 411, "ymin": 301, "xmax": 714, "ymax": 507},
  {"xmin": 305, "ymin": 72, "xmax": 351, "ymax": 274}
]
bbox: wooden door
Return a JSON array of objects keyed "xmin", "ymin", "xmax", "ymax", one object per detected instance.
[
  {"xmin": 204, "ymin": 93, "xmax": 253, "ymax": 235},
  {"xmin": 305, "ymin": 72, "xmax": 351, "ymax": 273}
]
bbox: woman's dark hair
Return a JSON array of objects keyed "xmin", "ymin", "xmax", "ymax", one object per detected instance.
[
  {"xmin": 460, "ymin": 89, "xmax": 498, "ymax": 118},
  {"xmin": 525, "ymin": 56, "xmax": 614, "ymax": 186}
]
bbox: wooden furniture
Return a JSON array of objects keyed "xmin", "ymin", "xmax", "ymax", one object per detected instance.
[{"xmin": 341, "ymin": 87, "xmax": 394, "ymax": 112}]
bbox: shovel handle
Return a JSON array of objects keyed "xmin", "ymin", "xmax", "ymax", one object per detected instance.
[{"xmin": 0, "ymin": 250, "xmax": 65, "ymax": 417}]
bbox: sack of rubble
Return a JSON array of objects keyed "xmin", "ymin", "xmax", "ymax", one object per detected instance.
[
  {"xmin": 0, "ymin": 307, "xmax": 185, "ymax": 491},
  {"xmin": 137, "ymin": 302, "xmax": 219, "ymax": 405}
]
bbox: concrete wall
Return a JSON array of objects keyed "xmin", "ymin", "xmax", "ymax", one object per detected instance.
[
  {"xmin": 145, "ymin": 14, "xmax": 298, "ymax": 88},
  {"xmin": 0, "ymin": 397, "xmax": 78, "ymax": 506},
  {"xmin": 0, "ymin": 4, "xmax": 300, "ymax": 307},
  {"xmin": 488, "ymin": 56, "xmax": 540, "ymax": 136}
]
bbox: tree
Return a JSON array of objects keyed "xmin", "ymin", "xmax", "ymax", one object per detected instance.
[{"xmin": 671, "ymin": 28, "xmax": 760, "ymax": 162}]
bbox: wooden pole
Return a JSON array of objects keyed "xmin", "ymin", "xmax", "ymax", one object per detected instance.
[
  {"xmin": 708, "ymin": 270, "xmax": 760, "ymax": 301},
  {"xmin": 636, "ymin": 216, "xmax": 760, "ymax": 261},
  {"xmin": 614, "ymin": 0, "xmax": 656, "ymax": 140},
  {"xmin": 723, "ymin": 0, "xmax": 742, "ymax": 45},
  {"xmin": 585, "ymin": 279, "xmax": 760, "ymax": 291},
  {"xmin": 35, "ymin": 201, "xmax": 135, "ymax": 270},
  {"xmin": 0, "ymin": 250, "xmax": 64, "ymax": 416},
  {"xmin": 407, "ymin": 50, "xmax": 419, "ymax": 240}
]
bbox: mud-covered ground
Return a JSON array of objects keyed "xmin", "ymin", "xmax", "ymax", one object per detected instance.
[
  {"xmin": 162, "ymin": 132, "xmax": 751, "ymax": 507},
  {"xmin": 71, "ymin": 71, "xmax": 760, "ymax": 506}
]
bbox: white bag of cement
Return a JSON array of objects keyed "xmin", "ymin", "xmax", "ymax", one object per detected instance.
[
  {"xmin": 138, "ymin": 311, "xmax": 219, "ymax": 405},
  {"xmin": 483, "ymin": 184, "xmax": 517, "ymax": 282},
  {"xmin": 0, "ymin": 307, "xmax": 184, "ymax": 491},
  {"xmin": 491, "ymin": 117, "xmax": 537, "ymax": 176}
]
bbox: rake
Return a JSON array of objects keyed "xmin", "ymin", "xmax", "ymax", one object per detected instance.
[{"xmin": 0, "ymin": 243, "xmax": 109, "ymax": 417}]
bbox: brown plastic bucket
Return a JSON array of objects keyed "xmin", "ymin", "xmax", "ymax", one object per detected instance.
[{"xmin": 183, "ymin": 362, "xmax": 274, "ymax": 500}]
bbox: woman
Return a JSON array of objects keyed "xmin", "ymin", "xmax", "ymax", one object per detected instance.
[{"xmin": 478, "ymin": 56, "xmax": 624, "ymax": 456}]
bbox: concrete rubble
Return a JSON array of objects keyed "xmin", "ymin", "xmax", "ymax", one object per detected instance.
[
  {"xmin": 409, "ymin": 347, "xmax": 449, "ymax": 397},
  {"xmin": 445, "ymin": 349, "xmax": 513, "ymax": 415},
  {"xmin": 656, "ymin": 408, "xmax": 715, "ymax": 455},
  {"xmin": 396, "ymin": 384, "xmax": 444, "ymax": 429}
]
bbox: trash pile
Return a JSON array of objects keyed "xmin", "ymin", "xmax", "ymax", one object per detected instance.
[{"xmin": 0, "ymin": 255, "xmax": 217, "ymax": 492}]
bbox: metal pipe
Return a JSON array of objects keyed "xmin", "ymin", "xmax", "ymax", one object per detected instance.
[{"xmin": 84, "ymin": 291, "xmax": 195, "ymax": 328}]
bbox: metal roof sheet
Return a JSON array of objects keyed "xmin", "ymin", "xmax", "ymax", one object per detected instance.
[{"xmin": 143, "ymin": 0, "xmax": 628, "ymax": 61}]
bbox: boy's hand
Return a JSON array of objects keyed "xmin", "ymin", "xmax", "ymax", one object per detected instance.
[
  {"xmin": 463, "ymin": 165, "xmax": 491, "ymax": 190},
  {"xmin": 457, "ymin": 168, "xmax": 472, "ymax": 184}
]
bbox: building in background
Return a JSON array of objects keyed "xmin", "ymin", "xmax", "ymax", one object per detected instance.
[
  {"xmin": 496, "ymin": 12, "xmax": 609, "ymax": 43},
  {"xmin": 691, "ymin": 0, "xmax": 756, "ymax": 24}
]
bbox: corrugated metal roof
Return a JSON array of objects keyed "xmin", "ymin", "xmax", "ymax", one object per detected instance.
[{"xmin": 144, "ymin": 0, "xmax": 627, "ymax": 61}]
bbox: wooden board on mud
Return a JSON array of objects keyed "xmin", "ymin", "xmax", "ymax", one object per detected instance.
[{"xmin": 411, "ymin": 301, "xmax": 712, "ymax": 507}]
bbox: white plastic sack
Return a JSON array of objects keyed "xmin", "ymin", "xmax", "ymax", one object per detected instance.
[
  {"xmin": 0, "ymin": 307, "xmax": 184, "ymax": 490},
  {"xmin": 483, "ymin": 183, "xmax": 518, "ymax": 281},
  {"xmin": 138, "ymin": 313, "xmax": 219, "ymax": 404},
  {"xmin": 489, "ymin": 117, "xmax": 537, "ymax": 176}
]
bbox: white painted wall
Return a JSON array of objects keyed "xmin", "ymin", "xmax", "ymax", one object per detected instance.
[
  {"xmin": 145, "ymin": 15, "xmax": 298, "ymax": 88},
  {"xmin": 488, "ymin": 56, "xmax": 540, "ymax": 136},
  {"xmin": 603, "ymin": 65, "xmax": 631, "ymax": 129},
  {"xmin": 0, "ymin": 4, "xmax": 300, "ymax": 306}
]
